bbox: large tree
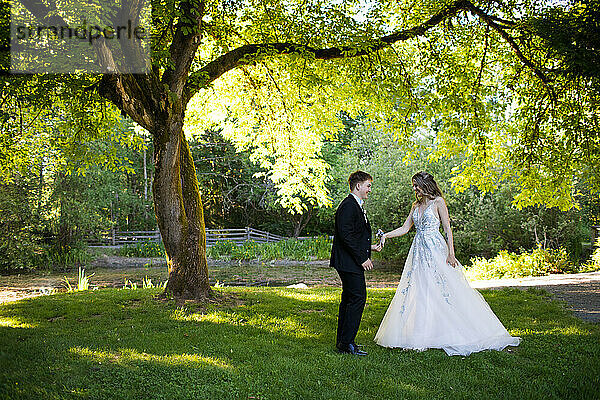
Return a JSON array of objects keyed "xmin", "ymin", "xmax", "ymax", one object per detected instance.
[{"xmin": 5, "ymin": 0, "xmax": 598, "ymax": 298}]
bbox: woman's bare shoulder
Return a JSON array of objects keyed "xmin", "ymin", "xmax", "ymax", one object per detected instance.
[
  {"xmin": 431, "ymin": 196, "xmax": 447, "ymax": 215},
  {"xmin": 433, "ymin": 196, "xmax": 446, "ymax": 206}
]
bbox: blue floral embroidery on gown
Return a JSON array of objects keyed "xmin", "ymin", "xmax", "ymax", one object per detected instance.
[{"xmin": 397, "ymin": 203, "xmax": 451, "ymax": 314}]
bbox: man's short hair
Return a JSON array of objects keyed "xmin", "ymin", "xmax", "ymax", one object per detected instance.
[{"xmin": 348, "ymin": 170, "xmax": 373, "ymax": 191}]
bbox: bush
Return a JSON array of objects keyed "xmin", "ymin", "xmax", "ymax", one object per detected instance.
[
  {"xmin": 592, "ymin": 240, "xmax": 600, "ymax": 267},
  {"xmin": 0, "ymin": 183, "xmax": 40, "ymax": 272},
  {"xmin": 36, "ymin": 242, "xmax": 93, "ymax": 271},
  {"xmin": 0, "ymin": 231, "xmax": 38, "ymax": 272},
  {"xmin": 466, "ymin": 246, "xmax": 578, "ymax": 280},
  {"xmin": 583, "ymin": 238, "xmax": 600, "ymax": 272},
  {"xmin": 207, "ymin": 236, "xmax": 332, "ymax": 261},
  {"xmin": 117, "ymin": 241, "xmax": 166, "ymax": 258}
]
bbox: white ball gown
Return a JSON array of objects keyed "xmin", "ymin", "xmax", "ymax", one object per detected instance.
[{"xmin": 374, "ymin": 202, "xmax": 521, "ymax": 356}]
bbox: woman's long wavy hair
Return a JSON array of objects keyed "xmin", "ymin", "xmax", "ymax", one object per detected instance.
[{"xmin": 412, "ymin": 171, "xmax": 443, "ymax": 204}]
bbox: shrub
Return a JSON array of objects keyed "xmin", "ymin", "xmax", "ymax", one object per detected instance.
[
  {"xmin": 466, "ymin": 245, "xmax": 577, "ymax": 280},
  {"xmin": 118, "ymin": 241, "xmax": 166, "ymax": 257},
  {"xmin": 593, "ymin": 239, "xmax": 600, "ymax": 267},
  {"xmin": 207, "ymin": 236, "xmax": 332, "ymax": 261},
  {"xmin": 36, "ymin": 242, "xmax": 93, "ymax": 271},
  {"xmin": 582, "ymin": 238, "xmax": 600, "ymax": 272},
  {"xmin": 0, "ymin": 233, "xmax": 38, "ymax": 272},
  {"xmin": 0, "ymin": 183, "xmax": 40, "ymax": 272},
  {"xmin": 63, "ymin": 267, "xmax": 94, "ymax": 292}
]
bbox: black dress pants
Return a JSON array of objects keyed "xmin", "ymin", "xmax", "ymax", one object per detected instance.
[{"xmin": 336, "ymin": 269, "xmax": 367, "ymax": 347}]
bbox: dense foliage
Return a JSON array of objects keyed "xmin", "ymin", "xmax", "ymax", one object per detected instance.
[
  {"xmin": 466, "ymin": 246, "xmax": 582, "ymax": 280},
  {"xmin": 319, "ymin": 114, "xmax": 597, "ymax": 265},
  {"xmin": 1, "ymin": 113, "xmax": 598, "ymax": 272}
]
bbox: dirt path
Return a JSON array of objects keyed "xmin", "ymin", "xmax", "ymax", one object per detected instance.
[
  {"xmin": 470, "ymin": 272, "xmax": 600, "ymax": 323},
  {"xmin": 1, "ymin": 257, "xmax": 598, "ymax": 323}
]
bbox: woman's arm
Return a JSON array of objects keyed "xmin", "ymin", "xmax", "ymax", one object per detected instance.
[
  {"xmin": 437, "ymin": 197, "xmax": 458, "ymax": 267},
  {"xmin": 379, "ymin": 204, "xmax": 415, "ymax": 247}
]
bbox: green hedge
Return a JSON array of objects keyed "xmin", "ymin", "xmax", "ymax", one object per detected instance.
[
  {"xmin": 465, "ymin": 246, "xmax": 597, "ymax": 280},
  {"xmin": 208, "ymin": 236, "xmax": 332, "ymax": 261}
]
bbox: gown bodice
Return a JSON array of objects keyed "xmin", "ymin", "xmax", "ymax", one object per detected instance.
[{"xmin": 413, "ymin": 202, "xmax": 441, "ymax": 236}]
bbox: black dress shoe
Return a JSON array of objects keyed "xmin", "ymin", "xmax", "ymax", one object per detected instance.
[
  {"xmin": 338, "ymin": 343, "xmax": 367, "ymax": 356},
  {"xmin": 337, "ymin": 342, "xmax": 364, "ymax": 350}
]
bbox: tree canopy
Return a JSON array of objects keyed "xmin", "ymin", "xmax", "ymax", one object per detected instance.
[{"xmin": 184, "ymin": 0, "xmax": 600, "ymax": 211}]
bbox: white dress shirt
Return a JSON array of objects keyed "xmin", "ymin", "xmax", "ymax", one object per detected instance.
[{"xmin": 350, "ymin": 193, "xmax": 367, "ymax": 222}]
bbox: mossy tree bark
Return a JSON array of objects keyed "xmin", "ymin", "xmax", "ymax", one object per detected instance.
[{"xmin": 153, "ymin": 115, "xmax": 210, "ymax": 298}]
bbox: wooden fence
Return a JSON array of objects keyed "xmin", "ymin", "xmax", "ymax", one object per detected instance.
[{"xmin": 85, "ymin": 227, "xmax": 288, "ymax": 247}]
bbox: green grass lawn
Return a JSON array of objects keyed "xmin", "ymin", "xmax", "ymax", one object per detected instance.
[{"xmin": 0, "ymin": 287, "xmax": 598, "ymax": 399}]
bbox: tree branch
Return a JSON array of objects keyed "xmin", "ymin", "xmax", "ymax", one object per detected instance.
[
  {"xmin": 184, "ymin": 0, "xmax": 472, "ymax": 101},
  {"xmin": 162, "ymin": 0, "xmax": 206, "ymax": 98},
  {"xmin": 17, "ymin": 0, "xmax": 67, "ymax": 26},
  {"xmin": 466, "ymin": 3, "xmax": 551, "ymax": 86},
  {"xmin": 184, "ymin": 0, "xmax": 549, "ymax": 104},
  {"xmin": 17, "ymin": 0, "xmax": 162, "ymax": 131}
]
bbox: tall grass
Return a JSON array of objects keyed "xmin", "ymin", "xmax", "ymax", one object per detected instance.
[
  {"xmin": 207, "ymin": 236, "xmax": 332, "ymax": 261},
  {"xmin": 115, "ymin": 237, "xmax": 332, "ymax": 261},
  {"xmin": 117, "ymin": 241, "xmax": 166, "ymax": 257},
  {"xmin": 38, "ymin": 243, "xmax": 93, "ymax": 271},
  {"xmin": 63, "ymin": 266, "xmax": 94, "ymax": 292}
]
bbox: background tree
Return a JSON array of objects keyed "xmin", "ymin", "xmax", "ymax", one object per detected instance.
[
  {"xmin": 322, "ymin": 114, "xmax": 594, "ymax": 264},
  {"xmin": 3, "ymin": 0, "xmax": 598, "ymax": 298}
]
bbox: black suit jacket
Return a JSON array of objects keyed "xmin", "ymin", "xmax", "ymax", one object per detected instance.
[{"xmin": 330, "ymin": 194, "xmax": 372, "ymax": 273}]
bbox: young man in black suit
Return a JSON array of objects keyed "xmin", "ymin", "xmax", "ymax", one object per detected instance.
[{"xmin": 330, "ymin": 170, "xmax": 381, "ymax": 356}]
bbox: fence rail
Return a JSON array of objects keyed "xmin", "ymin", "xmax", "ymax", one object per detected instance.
[{"xmin": 85, "ymin": 227, "xmax": 290, "ymax": 247}]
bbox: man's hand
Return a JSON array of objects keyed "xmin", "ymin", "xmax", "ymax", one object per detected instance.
[
  {"xmin": 371, "ymin": 244, "xmax": 382, "ymax": 252},
  {"xmin": 362, "ymin": 259, "xmax": 374, "ymax": 271}
]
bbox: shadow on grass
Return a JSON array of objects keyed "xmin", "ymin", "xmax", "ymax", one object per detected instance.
[{"xmin": 0, "ymin": 287, "xmax": 599, "ymax": 399}]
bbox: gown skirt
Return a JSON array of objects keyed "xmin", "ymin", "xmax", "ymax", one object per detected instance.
[{"xmin": 374, "ymin": 204, "xmax": 521, "ymax": 356}]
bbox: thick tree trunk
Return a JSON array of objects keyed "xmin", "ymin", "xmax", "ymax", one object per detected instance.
[{"xmin": 153, "ymin": 113, "xmax": 211, "ymax": 299}]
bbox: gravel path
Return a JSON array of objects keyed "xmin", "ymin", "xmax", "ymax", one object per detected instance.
[{"xmin": 470, "ymin": 272, "xmax": 600, "ymax": 323}]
